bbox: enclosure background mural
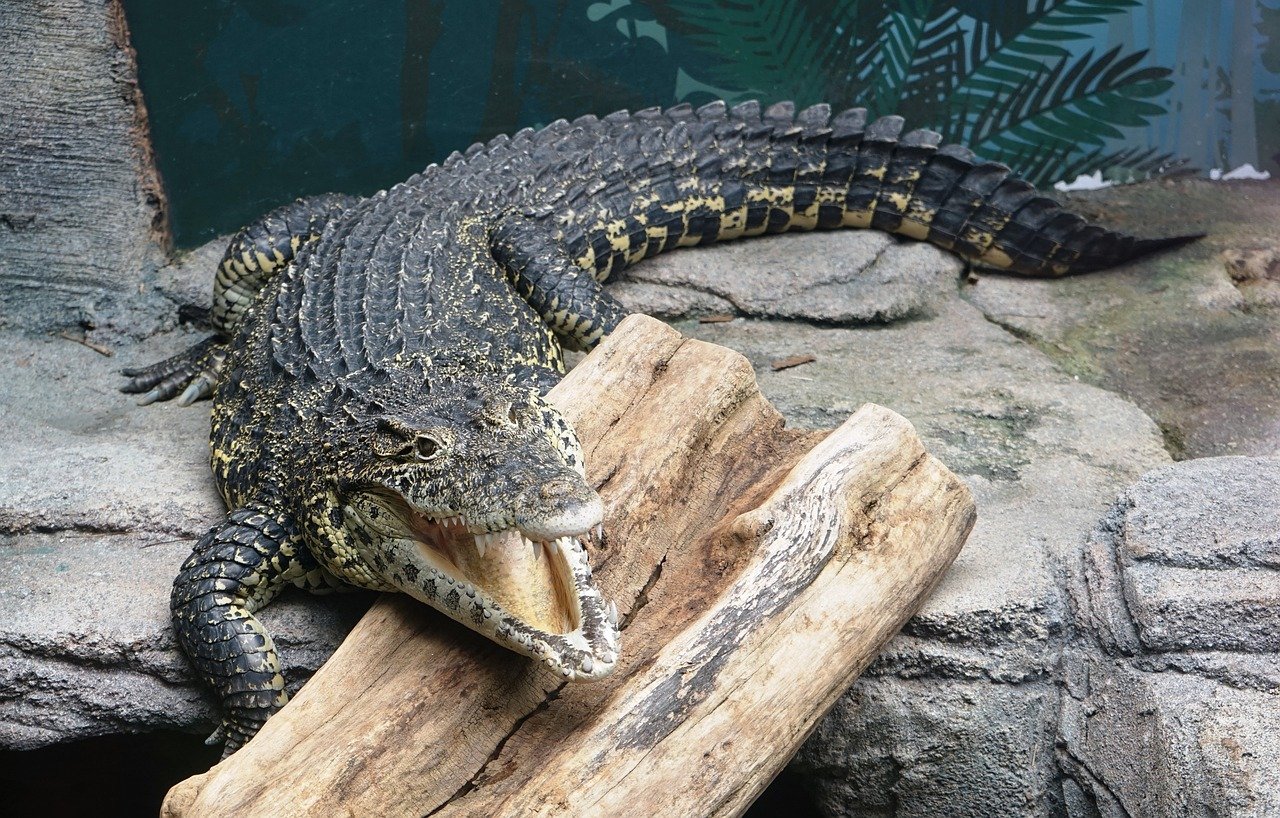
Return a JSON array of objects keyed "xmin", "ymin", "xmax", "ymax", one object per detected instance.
[{"xmin": 122, "ymin": 0, "xmax": 1271, "ymax": 247}]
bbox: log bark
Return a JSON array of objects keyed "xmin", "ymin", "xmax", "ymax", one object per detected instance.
[{"xmin": 162, "ymin": 314, "xmax": 976, "ymax": 818}]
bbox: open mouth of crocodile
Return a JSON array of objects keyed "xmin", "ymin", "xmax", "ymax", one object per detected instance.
[{"xmin": 351, "ymin": 490, "xmax": 620, "ymax": 680}]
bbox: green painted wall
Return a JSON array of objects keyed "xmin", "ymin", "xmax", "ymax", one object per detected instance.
[{"xmin": 124, "ymin": 1, "xmax": 1271, "ymax": 248}]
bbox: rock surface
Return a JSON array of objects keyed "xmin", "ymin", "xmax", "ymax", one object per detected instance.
[
  {"xmin": 2, "ymin": 180, "xmax": 1278, "ymax": 817},
  {"xmin": 0, "ymin": 0, "xmax": 170, "ymax": 335},
  {"xmin": 963, "ymin": 180, "xmax": 1280, "ymax": 460},
  {"xmin": 1062, "ymin": 457, "xmax": 1280, "ymax": 818},
  {"xmin": 613, "ymin": 229, "xmax": 960, "ymax": 323}
]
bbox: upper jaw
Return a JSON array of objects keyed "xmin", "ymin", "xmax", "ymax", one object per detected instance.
[
  {"xmin": 516, "ymin": 494, "xmax": 605, "ymax": 543},
  {"xmin": 354, "ymin": 493, "xmax": 620, "ymax": 680}
]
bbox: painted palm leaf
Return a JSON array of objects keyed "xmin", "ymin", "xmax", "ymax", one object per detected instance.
[
  {"xmin": 950, "ymin": 46, "xmax": 1173, "ymax": 163},
  {"xmin": 636, "ymin": 0, "xmax": 1177, "ymax": 185},
  {"xmin": 645, "ymin": 0, "xmax": 864, "ymax": 106}
]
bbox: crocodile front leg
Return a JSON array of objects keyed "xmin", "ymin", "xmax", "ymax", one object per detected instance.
[
  {"xmin": 120, "ymin": 335, "xmax": 229, "ymax": 406},
  {"xmin": 492, "ymin": 214, "xmax": 630, "ymax": 352},
  {"xmin": 172, "ymin": 506, "xmax": 318, "ymax": 757}
]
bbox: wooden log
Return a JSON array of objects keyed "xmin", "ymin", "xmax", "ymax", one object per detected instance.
[{"xmin": 162, "ymin": 315, "xmax": 975, "ymax": 818}]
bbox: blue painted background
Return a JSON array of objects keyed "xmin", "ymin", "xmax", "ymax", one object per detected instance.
[{"xmin": 123, "ymin": 1, "xmax": 1271, "ymax": 247}]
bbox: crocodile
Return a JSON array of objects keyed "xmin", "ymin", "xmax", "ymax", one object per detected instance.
[{"xmin": 122, "ymin": 100, "xmax": 1196, "ymax": 756}]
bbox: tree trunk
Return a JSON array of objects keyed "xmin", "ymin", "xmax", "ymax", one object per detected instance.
[
  {"xmin": 162, "ymin": 314, "xmax": 976, "ymax": 818},
  {"xmin": 0, "ymin": 0, "xmax": 169, "ymax": 332}
]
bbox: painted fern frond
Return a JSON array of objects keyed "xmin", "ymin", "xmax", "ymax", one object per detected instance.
[
  {"xmin": 646, "ymin": 0, "xmax": 862, "ymax": 105},
  {"xmin": 952, "ymin": 45, "xmax": 1172, "ymax": 182},
  {"xmin": 859, "ymin": 0, "xmax": 934, "ymax": 113},
  {"xmin": 953, "ymin": 0, "xmax": 1137, "ymax": 82},
  {"xmin": 625, "ymin": 0, "xmax": 1177, "ymax": 185}
]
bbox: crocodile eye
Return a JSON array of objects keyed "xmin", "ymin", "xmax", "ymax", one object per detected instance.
[
  {"xmin": 414, "ymin": 436, "xmax": 443, "ymax": 462},
  {"xmin": 507, "ymin": 404, "xmax": 520, "ymax": 424}
]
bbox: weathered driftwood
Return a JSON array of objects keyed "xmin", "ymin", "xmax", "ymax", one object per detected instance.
[{"xmin": 163, "ymin": 315, "xmax": 975, "ymax": 818}]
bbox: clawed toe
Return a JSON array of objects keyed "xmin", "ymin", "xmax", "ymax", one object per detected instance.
[
  {"xmin": 121, "ymin": 335, "xmax": 228, "ymax": 405},
  {"xmin": 206, "ymin": 709, "xmax": 274, "ymax": 759},
  {"xmin": 203, "ymin": 723, "xmax": 227, "ymax": 747}
]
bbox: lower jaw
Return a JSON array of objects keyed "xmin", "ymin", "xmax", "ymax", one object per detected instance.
[
  {"xmin": 379, "ymin": 528, "xmax": 620, "ymax": 679},
  {"xmin": 412, "ymin": 522, "xmax": 581, "ymax": 634}
]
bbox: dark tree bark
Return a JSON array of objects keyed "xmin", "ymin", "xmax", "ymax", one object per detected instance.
[{"xmin": 0, "ymin": 0, "xmax": 170, "ymax": 333}]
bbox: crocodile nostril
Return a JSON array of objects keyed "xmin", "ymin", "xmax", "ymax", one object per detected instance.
[{"xmin": 539, "ymin": 479, "xmax": 579, "ymax": 500}]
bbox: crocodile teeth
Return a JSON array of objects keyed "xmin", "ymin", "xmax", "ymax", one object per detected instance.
[
  {"xmin": 531, "ymin": 538, "xmax": 543, "ymax": 561},
  {"xmin": 593, "ymin": 523, "xmax": 604, "ymax": 542},
  {"xmin": 439, "ymin": 515, "xmax": 465, "ymax": 530},
  {"xmin": 475, "ymin": 535, "xmax": 486, "ymax": 558},
  {"xmin": 605, "ymin": 600, "xmax": 619, "ymax": 625}
]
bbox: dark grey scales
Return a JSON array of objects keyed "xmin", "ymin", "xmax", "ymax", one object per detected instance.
[{"xmin": 121, "ymin": 100, "xmax": 1198, "ymax": 756}]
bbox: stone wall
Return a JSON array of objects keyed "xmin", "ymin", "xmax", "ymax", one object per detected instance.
[{"xmin": 1061, "ymin": 458, "xmax": 1280, "ymax": 817}]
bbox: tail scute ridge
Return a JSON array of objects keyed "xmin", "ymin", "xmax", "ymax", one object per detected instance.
[
  {"xmin": 831, "ymin": 107, "xmax": 868, "ymax": 135},
  {"xmin": 866, "ymin": 115, "xmax": 905, "ymax": 141},
  {"xmin": 763, "ymin": 101, "xmax": 796, "ymax": 125}
]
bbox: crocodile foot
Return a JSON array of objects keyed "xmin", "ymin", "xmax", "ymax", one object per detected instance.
[
  {"xmin": 121, "ymin": 335, "xmax": 228, "ymax": 406},
  {"xmin": 205, "ymin": 703, "xmax": 283, "ymax": 759}
]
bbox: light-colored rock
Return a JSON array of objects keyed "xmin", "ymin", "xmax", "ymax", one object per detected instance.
[
  {"xmin": 153, "ymin": 237, "xmax": 227, "ymax": 313},
  {"xmin": 1062, "ymin": 457, "xmax": 1280, "ymax": 818},
  {"xmin": 0, "ymin": 332, "xmax": 219, "ymax": 538},
  {"xmin": 614, "ymin": 229, "xmax": 962, "ymax": 323},
  {"xmin": 1222, "ymin": 246, "xmax": 1280, "ymax": 308},
  {"xmin": 962, "ymin": 179, "xmax": 1280, "ymax": 459}
]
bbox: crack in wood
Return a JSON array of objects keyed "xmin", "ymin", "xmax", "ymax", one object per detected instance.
[
  {"xmin": 424, "ymin": 683, "xmax": 568, "ymax": 815},
  {"xmin": 623, "ymin": 550, "xmax": 669, "ymax": 629}
]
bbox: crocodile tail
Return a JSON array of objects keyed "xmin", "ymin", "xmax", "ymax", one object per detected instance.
[
  {"xmin": 1060, "ymin": 233, "xmax": 1205, "ymax": 274},
  {"xmin": 721, "ymin": 101, "xmax": 1199, "ymax": 277},
  {"xmin": 555, "ymin": 101, "xmax": 1199, "ymax": 281}
]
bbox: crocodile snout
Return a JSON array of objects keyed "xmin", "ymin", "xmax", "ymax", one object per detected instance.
[{"xmin": 515, "ymin": 477, "xmax": 603, "ymax": 541}]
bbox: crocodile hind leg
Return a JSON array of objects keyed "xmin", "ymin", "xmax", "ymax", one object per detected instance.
[
  {"xmin": 122, "ymin": 193, "xmax": 358, "ymax": 405},
  {"xmin": 492, "ymin": 214, "xmax": 630, "ymax": 352},
  {"xmin": 172, "ymin": 507, "xmax": 319, "ymax": 757}
]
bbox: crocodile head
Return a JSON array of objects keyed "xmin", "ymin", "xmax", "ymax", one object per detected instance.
[{"xmin": 327, "ymin": 376, "xmax": 619, "ymax": 680}]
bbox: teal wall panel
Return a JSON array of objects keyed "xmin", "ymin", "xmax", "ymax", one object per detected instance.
[{"xmin": 123, "ymin": 1, "xmax": 1268, "ymax": 248}]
